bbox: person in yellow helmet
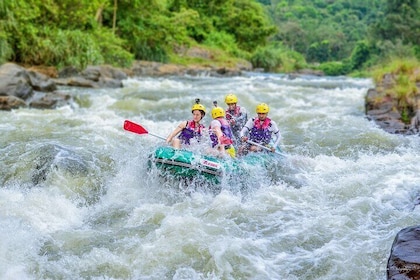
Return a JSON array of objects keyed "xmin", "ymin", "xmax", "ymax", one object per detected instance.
[
  {"xmin": 224, "ymin": 93, "xmax": 248, "ymax": 146},
  {"xmin": 208, "ymin": 101, "xmax": 236, "ymax": 158},
  {"xmin": 166, "ymin": 99, "xmax": 206, "ymax": 149},
  {"xmin": 239, "ymin": 103, "xmax": 281, "ymax": 154}
]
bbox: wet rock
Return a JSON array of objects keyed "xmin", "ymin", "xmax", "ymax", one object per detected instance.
[
  {"xmin": 54, "ymin": 76, "xmax": 97, "ymax": 88},
  {"xmin": 387, "ymin": 225, "xmax": 420, "ymax": 280},
  {"xmin": 27, "ymin": 70, "xmax": 57, "ymax": 92},
  {"xmin": 0, "ymin": 95, "xmax": 27, "ymax": 110},
  {"xmin": 58, "ymin": 66, "xmax": 79, "ymax": 78},
  {"xmin": 30, "ymin": 143, "xmax": 106, "ymax": 206},
  {"xmin": 29, "ymin": 92, "xmax": 71, "ymax": 109},
  {"xmin": 53, "ymin": 65, "xmax": 126, "ymax": 88},
  {"xmin": 81, "ymin": 65, "xmax": 128, "ymax": 82},
  {"xmin": 0, "ymin": 63, "xmax": 34, "ymax": 100},
  {"xmin": 0, "ymin": 63, "xmax": 70, "ymax": 110},
  {"xmin": 365, "ymin": 88, "xmax": 414, "ymax": 135}
]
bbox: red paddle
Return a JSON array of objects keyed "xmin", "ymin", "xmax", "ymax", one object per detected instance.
[{"xmin": 123, "ymin": 120, "xmax": 166, "ymax": 140}]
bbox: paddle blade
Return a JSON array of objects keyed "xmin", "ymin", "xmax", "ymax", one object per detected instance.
[{"xmin": 123, "ymin": 120, "xmax": 148, "ymax": 135}]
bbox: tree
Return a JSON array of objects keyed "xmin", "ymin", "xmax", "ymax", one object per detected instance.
[{"xmin": 373, "ymin": 0, "xmax": 420, "ymax": 45}]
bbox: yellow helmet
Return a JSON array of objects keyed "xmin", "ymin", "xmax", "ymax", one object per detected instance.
[
  {"xmin": 225, "ymin": 93, "xmax": 238, "ymax": 104},
  {"xmin": 211, "ymin": 107, "xmax": 225, "ymax": 119},
  {"xmin": 256, "ymin": 103, "xmax": 269, "ymax": 114},
  {"xmin": 192, "ymin": 99, "xmax": 206, "ymax": 116}
]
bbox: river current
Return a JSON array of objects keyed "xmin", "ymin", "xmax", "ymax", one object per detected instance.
[{"xmin": 1, "ymin": 73, "xmax": 419, "ymax": 279}]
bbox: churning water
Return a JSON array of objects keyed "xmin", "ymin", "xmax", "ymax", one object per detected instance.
[{"xmin": 1, "ymin": 72, "xmax": 419, "ymax": 279}]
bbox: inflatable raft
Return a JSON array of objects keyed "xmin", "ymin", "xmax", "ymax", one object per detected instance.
[{"xmin": 147, "ymin": 145, "xmax": 283, "ymax": 184}]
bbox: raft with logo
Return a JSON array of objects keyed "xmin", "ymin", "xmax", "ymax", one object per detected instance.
[{"xmin": 147, "ymin": 145, "xmax": 283, "ymax": 184}]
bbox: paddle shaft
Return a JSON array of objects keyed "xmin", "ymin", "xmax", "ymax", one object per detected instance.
[
  {"xmin": 246, "ymin": 140, "xmax": 283, "ymax": 156},
  {"xmin": 149, "ymin": 132, "xmax": 166, "ymax": 141}
]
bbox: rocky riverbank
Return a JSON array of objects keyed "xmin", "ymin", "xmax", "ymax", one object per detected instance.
[
  {"xmin": 365, "ymin": 72, "xmax": 420, "ymax": 136},
  {"xmin": 0, "ymin": 61, "xmax": 252, "ymax": 110},
  {"xmin": 0, "ymin": 61, "xmax": 325, "ymax": 111}
]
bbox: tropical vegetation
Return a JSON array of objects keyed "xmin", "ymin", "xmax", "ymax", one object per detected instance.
[{"xmin": 0, "ymin": 0, "xmax": 419, "ymax": 76}]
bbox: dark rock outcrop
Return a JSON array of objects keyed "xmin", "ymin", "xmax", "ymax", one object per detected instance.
[
  {"xmin": 365, "ymin": 74, "xmax": 420, "ymax": 135},
  {"xmin": 387, "ymin": 225, "xmax": 420, "ymax": 280}
]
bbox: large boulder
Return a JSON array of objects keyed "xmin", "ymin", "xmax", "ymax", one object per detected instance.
[
  {"xmin": 387, "ymin": 225, "xmax": 420, "ymax": 280},
  {"xmin": 0, "ymin": 63, "xmax": 34, "ymax": 100}
]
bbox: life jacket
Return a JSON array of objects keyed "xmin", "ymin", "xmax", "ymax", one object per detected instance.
[
  {"xmin": 250, "ymin": 117, "xmax": 272, "ymax": 145},
  {"xmin": 178, "ymin": 120, "xmax": 204, "ymax": 145},
  {"xmin": 226, "ymin": 105, "xmax": 242, "ymax": 120},
  {"xmin": 226, "ymin": 105, "xmax": 246, "ymax": 140},
  {"xmin": 209, "ymin": 118, "xmax": 234, "ymax": 148}
]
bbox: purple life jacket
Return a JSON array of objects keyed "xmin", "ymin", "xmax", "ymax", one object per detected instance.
[
  {"xmin": 209, "ymin": 118, "xmax": 234, "ymax": 148},
  {"xmin": 250, "ymin": 117, "xmax": 272, "ymax": 145},
  {"xmin": 178, "ymin": 120, "xmax": 204, "ymax": 145}
]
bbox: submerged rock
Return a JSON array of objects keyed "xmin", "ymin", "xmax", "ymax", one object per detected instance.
[
  {"xmin": 31, "ymin": 144, "xmax": 105, "ymax": 205},
  {"xmin": 32, "ymin": 144, "xmax": 89, "ymax": 185}
]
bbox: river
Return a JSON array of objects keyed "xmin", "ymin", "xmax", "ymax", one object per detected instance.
[{"xmin": 1, "ymin": 72, "xmax": 419, "ymax": 279}]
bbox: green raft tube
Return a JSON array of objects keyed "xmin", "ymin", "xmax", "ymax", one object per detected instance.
[{"xmin": 147, "ymin": 146, "xmax": 283, "ymax": 184}]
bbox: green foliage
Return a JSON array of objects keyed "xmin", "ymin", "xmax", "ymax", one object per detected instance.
[
  {"xmin": 279, "ymin": 49, "xmax": 307, "ymax": 72},
  {"xmin": 203, "ymin": 31, "xmax": 244, "ymax": 57},
  {"xmin": 372, "ymin": 0, "xmax": 420, "ymax": 46},
  {"xmin": 372, "ymin": 58, "xmax": 420, "ymax": 84},
  {"xmin": 250, "ymin": 43, "xmax": 306, "ymax": 72},
  {"xmin": 171, "ymin": 8, "xmax": 209, "ymax": 44},
  {"xmin": 2, "ymin": 0, "xmax": 418, "ymax": 78},
  {"xmin": 222, "ymin": 1, "xmax": 277, "ymax": 51},
  {"xmin": 317, "ymin": 61, "xmax": 352, "ymax": 76},
  {"xmin": 133, "ymin": 41, "xmax": 169, "ymax": 63},
  {"xmin": 0, "ymin": 32, "xmax": 13, "ymax": 64},
  {"xmin": 12, "ymin": 24, "xmax": 132, "ymax": 69},
  {"xmin": 349, "ymin": 40, "xmax": 371, "ymax": 70},
  {"xmin": 250, "ymin": 45, "xmax": 282, "ymax": 72},
  {"xmin": 0, "ymin": 0, "xmax": 132, "ymax": 68},
  {"xmin": 371, "ymin": 58, "xmax": 420, "ymax": 123},
  {"xmin": 92, "ymin": 28, "xmax": 134, "ymax": 67},
  {"xmin": 271, "ymin": 0, "xmax": 385, "ymax": 65},
  {"xmin": 168, "ymin": 0, "xmax": 276, "ymax": 52},
  {"xmin": 384, "ymin": 40, "xmax": 417, "ymax": 59}
]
